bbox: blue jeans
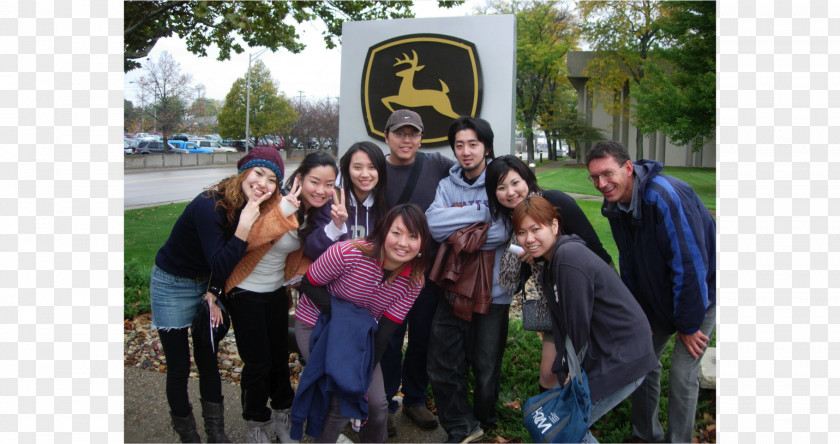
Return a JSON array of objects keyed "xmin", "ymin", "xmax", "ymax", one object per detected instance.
[
  {"xmin": 381, "ymin": 281, "xmax": 439, "ymax": 412},
  {"xmin": 581, "ymin": 376, "xmax": 645, "ymax": 443},
  {"xmin": 631, "ymin": 305, "xmax": 717, "ymax": 443},
  {"xmin": 427, "ymin": 303, "xmax": 510, "ymax": 436},
  {"xmin": 149, "ymin": 265, "xmax": 209, "ymax": 330}
]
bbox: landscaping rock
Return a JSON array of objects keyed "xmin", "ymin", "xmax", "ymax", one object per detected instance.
[{"xmin": 698, "ymin": 347, "xmax": 716, "ymax": 389}]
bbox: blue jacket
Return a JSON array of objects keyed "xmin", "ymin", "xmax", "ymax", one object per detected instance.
[
  {"xmin": 602, "ymin": 159, "xmax": 716, "ymax": 335},
  {"xmin": 290, "ymin": 298, "xmax": 377, "ymax": 439}
]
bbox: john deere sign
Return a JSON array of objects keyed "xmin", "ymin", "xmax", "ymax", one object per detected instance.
[{"xmin": 361, "ymin": 34, "xmax": 483, "ymax": 145}]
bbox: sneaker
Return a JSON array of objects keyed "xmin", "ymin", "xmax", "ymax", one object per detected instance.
[
  {"xmin": 387, "ymin": 413, "xmax": 397, "ymax": 437},
  {"xmin": 461, "ymin": 425, "xmax": 484, "ymax": 443},
  {"xmin": 245, "ymin": 419, "xmax": 273, "ymax": 443},
  {"xmin": 403, "ymin": 405, "xmax": 438, "ymax": 429},
  {"xmin": 350, "ymin": 417, "xmax": 368, "ymax": 433},
  {"xmin": 271, "ymin": 408, "xmax": 297, "ymax": 443},
  {"xmin": 336, "ymin": 433, "xmax": 354, "ymax": 443}
]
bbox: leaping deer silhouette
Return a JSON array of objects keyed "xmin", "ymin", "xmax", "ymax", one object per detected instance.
[{"xmin": 381, "ymin": 50, "xmax": 460, "ymax": 119}]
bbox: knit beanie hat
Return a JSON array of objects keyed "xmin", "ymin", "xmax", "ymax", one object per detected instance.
[{"xmin": 237, "ymin": 147, "xmax": 284, "ymax": 182}]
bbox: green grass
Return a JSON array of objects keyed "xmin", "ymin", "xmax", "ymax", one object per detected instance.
[
  {"xmin": 124, "ymin": 202, "xmax": 188, "ymax": 318},
  {"xmin": 536, "ymin": 164, "xmax": 716, "ymax": 213}
]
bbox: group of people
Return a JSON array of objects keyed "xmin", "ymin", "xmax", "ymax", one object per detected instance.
[{"xmin": 147, "ymin": 108, "xmax": 716, "ymax": 444}]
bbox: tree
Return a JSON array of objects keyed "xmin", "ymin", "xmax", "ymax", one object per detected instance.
[
  {"xmin": 633, "ymin": 1, "xmax": 715, "ymax": 158},
  {"xmin": 579, "ymin": 0, "xmax": 665, "ymax": 160},
  {"xmin": 555, "ymin": 111, "xmax": 605, "ymax": 162},
  {"xmin": 481, "ymin": 1, "xmax": 577, "ymax": 166},
  {"xmin": 124, "ymin": 99, "xmax": 142, "ymax": 133},
  {"xmin": 136, "ymin": 51, "xmax": 195, "ymax": 151},
  {"xmin": 124, "ymin": 1, "xmax": 463, "ymax": 72},
  {"xmin": 217, "ymin": 60, "xmax": 298, "ymax": 144}
]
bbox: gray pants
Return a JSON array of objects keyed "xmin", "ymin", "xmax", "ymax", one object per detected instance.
[
  {"xmin": 294, "ymin": 319, "xmax": 388, "ymax": 443},
  {"xmin": 631, "ymin": 305, "xmax": 716, "ymax": 443}
]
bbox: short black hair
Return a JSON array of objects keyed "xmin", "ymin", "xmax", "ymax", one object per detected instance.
[{"xmin": 447, "ymin": 116, "xmax": 495, "ymax": 159}]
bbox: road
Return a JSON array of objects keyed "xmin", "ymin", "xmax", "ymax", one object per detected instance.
[{"xmin": 124, "ymin": 162, "xmax": 300, "ymax": 210}]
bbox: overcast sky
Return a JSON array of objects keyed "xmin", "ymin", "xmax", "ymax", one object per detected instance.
[{"xmin": 123, "ymin": 1, "xmax": 483, "ymax": 106}]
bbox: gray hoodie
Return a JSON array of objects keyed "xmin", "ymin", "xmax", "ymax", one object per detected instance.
[{"xmin": 425, "ymin": 161, "xmax": 512, "ymax": 305}]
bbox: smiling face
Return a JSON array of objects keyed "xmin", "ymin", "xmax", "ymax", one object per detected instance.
[
  {"xmin": 495, "ymin": 170, "xmax": 530, "ymax": 210},
  {"xmin": 241, "ymin": 167, "xmax": 278, "ymax": 202},
  {"xmin": 515, "ymin": 215, "xmax": 559, "ymax": 261},
  {"xmin": 382, "ymin": 215, "xmax": 422, "ymax": 270},
  {"xmin": 298, "ymin": 165, "xmax": 336, "ymax": 209},
  {"xmin": 385, "ymin": 126, "xmax": 422, "ymax": 166},
  {"xmin": 587, "ymin": 155, "xmax": 634, "ymax": 204},
  {"xmin": 452, "ymin": 128, "xmax": 487, "ymax": 179},
  {"xmin": 348, "ymin": 150, "xmax": 378, "ymax": 201}
]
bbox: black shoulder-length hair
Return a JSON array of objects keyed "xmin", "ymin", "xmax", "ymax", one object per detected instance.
[
  {"xmin": 484, "ymin": 155, "xmax": 544, "ymax": 224},
  {"xmin": 339, "ymin": 141, "xmax": 388, "ymax": 223}
]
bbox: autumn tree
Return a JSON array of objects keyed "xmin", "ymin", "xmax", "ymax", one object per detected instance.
[
  {"xmin": 579, "ymin": 0, "xmax": 665, "ymax": 160},
  {"xmin": 217, "ymin": 60, "xmax": 298, "ymax": 145},
  {"xmin": 633, "ymin": 1, "xmax": 715, "ymax": 164},
  {"xmin": 124, "ymin": 1, "xmax": 463, "ymax": 71},
  {"xmin": 136, "ymin": 51, "xmax": 195, "ymax": 151},
  {"xmin": 481, "ymin": 1, "xmax": 577, "ymax": 166}
]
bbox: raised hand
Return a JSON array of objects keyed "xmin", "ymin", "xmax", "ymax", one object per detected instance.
[
  {"xmin": 235, "ymin": 188, "xmax": 272, "ymax": 240},
  {"xmin": 284, "ymin": 176, "xmax": 302, "ymax": 208},
  {"xmin": 330, "ymin": 187, "xmax": 348, "ymax": 229}
]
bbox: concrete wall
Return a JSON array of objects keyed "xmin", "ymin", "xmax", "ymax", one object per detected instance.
[{"xmin": 124, "ymin": 152, "xmax": 246, "ymax": 170}]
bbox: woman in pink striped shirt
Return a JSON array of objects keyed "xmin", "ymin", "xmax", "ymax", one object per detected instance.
[{"xmin": 294, "ymin": 203, "xmax": 430, "ymax": 443}]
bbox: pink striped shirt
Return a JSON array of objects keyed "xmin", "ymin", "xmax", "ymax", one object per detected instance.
[{"xmin": 295, "ymin": 240, "xmax": 422, "ymax": 327}]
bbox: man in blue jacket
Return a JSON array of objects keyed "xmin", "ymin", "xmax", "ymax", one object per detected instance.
[{"xmin": 585, "ymin": 141, "xmax": 716, "ymax": 443}]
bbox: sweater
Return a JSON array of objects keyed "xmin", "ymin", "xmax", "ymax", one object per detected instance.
[
  {"xmin": 425, "ymin": 161, "xmax": 512, "ymax": 304},
  {"xmin": 601, "ymin": 159, "xmax": 716, "ymax": 334},
  {"xmin": 540, "ymin": 234, "xmax": 659, "ymax": 403},
  {"xmin": 155, "ymin": 191, "xmax": 248, "ymax": 291}
]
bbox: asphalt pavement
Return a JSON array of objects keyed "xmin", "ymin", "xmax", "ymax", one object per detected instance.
[{"xmin": 124, "ymin": 366, "xmax": 448, "ymax": 443}]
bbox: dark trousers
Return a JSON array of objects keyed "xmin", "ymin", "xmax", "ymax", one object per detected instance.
[
  {"xmin": 228, "ymin": 287, "xmax": 295, "ymax": 421},
  {"xmin": 427, "ymin": 303, "xmax": 510, "ymax": 435},
  {"xmin": 381, "ymin": 280, "xmax": 439, "ymax": 412},
  {"xmin": 158, "ymin": 327, "xmax": 223, "ymax": 417}
]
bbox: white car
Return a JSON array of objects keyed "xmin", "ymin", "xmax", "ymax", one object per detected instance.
[{"xmin": 195, "ymin": 140, "xmax": 236, "ymax": 153}]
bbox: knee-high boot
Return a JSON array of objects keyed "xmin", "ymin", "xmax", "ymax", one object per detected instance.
[
  {"xmin": 170, "ymin": 405, "xmax": 202, "ymax": 443},
  {"xmin": 200, "ymin": 397, "xmax": 232, "ymax": 443}
]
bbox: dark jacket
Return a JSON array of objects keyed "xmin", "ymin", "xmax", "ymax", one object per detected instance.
[
  {"xmin": 155, "ymin": 191, "xmax": 248, "ymax": 291},
  {"xmin": 290, "ymin": 298, "xmax": 377, "ymax": 439},
  {"xmin": 540, "ymin": 235, "xmax": 659, "ymax": 403},
  {"xmin": 602, "ymin": 159, "xmax": 716, "ymax": 334},
  {"xmin": 429, "ymin": 222, "xmax": 495, "ymax": 320},
  {"xmin": 303, "ymin": 193, "xmax": 377, "ymax": 260}
]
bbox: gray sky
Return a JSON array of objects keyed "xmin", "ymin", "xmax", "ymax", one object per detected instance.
[{"xmin": 123, "ymin": 1, "xmax": 482, "ymax": 105}]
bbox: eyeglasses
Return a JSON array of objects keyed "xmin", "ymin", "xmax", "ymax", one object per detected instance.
[
  {"xmin": 587, "ymin": 168, "xmax": 620, "ymax": 183},
  {"xmin": 391, "ymin": 131, "xmax": 422, "ymax": 141}
]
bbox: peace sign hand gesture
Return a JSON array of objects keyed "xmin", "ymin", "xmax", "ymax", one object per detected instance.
[
  {"xmin": 283, "ymin": 176, "xmax": 302, "ymax": 208},
  {"xmin": 330, "ymin": 188, "xmax": 348, "ymax": 230},
  {"xmin": 235, "ymin": 188, "xmax": 272, "ymax": 240}
]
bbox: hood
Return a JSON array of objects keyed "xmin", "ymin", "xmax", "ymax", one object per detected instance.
[{"xmin": 446, "ymin": 158, "xmax": 491, "ymax": 188}]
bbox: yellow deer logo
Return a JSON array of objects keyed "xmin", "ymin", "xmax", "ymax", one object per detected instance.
[{"xmin": 381, "ymin": 50, "xmax": 461, "ymax": 119}]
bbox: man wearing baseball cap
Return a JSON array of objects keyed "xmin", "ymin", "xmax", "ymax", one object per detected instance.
[{"xmin": 380, "ymin": 109, "xmax": 455, "ymax": 435}]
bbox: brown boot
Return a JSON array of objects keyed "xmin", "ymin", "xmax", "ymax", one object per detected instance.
[
  {"xmin": 170, "ymin": 405, "xmax": 202, "ymax": 443},
  {"xmin": 200, "ymin": 397, "xmax": 232, "ymax": 443}
]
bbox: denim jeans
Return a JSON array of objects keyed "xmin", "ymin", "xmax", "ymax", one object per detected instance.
[
  {"xmin": 632, "ymin": 305, "xmax": 717, "ymax": 443},
  {"xmin": 227, "ymin": 287, "xmax": 295, "ymax": 422},
  {"xmin": 149, "ymin": 265, "xmax": 209, "ymax": 330},
  {"xmin": 581, "ymin": 376, "xmax": 645, "ymax": 443},
  {"xmin": 381, "ymin": 281, "xmax": 439, "ymax": 412},
  {"xmin": 427, "ymin": 303, "xmax": 510, "ymax": 436},
  {"xmin": 295, "ymin": 319, "xmax": 389, "ymax": 443}
]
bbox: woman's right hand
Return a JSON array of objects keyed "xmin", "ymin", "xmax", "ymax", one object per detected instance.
[{"xmin": 235, "ymin": 190, "xmax": 272, "ymax": 240}]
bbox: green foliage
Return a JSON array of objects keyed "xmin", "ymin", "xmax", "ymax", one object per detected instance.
[
  {"xmin": 124, "ymin": 1, "xmax": 463, "ymax": 71},
  {"xmin": 124, "ymin": 202, "xmax": 189, "ymax": 318},
  {"xmin": 633, "ymin": 1, "xmax": 716, "ymax": 148},
  {"xmin": 217, "ymin": 60, "xmax": 298, "ymax": 140}
]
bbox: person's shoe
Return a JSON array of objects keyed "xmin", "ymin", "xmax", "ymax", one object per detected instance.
[
  {"xmin": 387, "ymin": 413, "xmax": 397, "ymax": 437},
  {"xmin": 461, "ymin": 424, "xmax": 484, "ymax": 443},
  {"xmin": 170, "ymin": 406, "xmax": 202, "ymax": 443},
  {"xmin": 245, "ymin": 418, "xmax": 273, "ymax": 443},
  {"xmin": 403, "ymin": 405, "xmax": 438, "ymax": 429},
  {"xmin": 272, "ymin": 407, "xmax": 298, "ymax": 443},
  {"xmin": 200, "ymin": 397, "xmax": 232, "ymax": 443}
]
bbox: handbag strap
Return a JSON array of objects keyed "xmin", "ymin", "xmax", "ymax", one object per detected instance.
[{"xmin": 396, "ymin": 152, "xmax": 426, "ymax": 205}]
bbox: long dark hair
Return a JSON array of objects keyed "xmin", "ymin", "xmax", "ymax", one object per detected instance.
[
  {"xmin": 285, "ymin": 151, "xmax": 338, "ymax": 242},
  {"xmin": 340, "ymin": 142, "xmax": 388, "ymax": 223},
  {"xmin": 353, "ymin": 203, "xmax": 430, "ymax": 286},
  {"xmin": 485, "ymin": 155, "xmax": 544, "ymax": 224}
]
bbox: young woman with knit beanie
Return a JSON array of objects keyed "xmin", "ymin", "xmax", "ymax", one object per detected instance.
[
  {"xmin": 224, "ymin": 150, "xmax": 338, "ymax": 443},
  {"xmin": 149, "ymin": 147, "xmax": 287, "ymax": 443}
]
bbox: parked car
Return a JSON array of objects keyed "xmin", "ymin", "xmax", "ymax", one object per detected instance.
[
  {"xmin": 196, "ymin": 140, "xmax": 236, "ymax": 153},
  {"xmin": 203, "ymin": 134, "xmax": 222, "ymax": 142},
  {"xmin": 124, "ymin": 139, "xmax": 134, "ymax": 154},
  {"xmin": 168, "ymin": 140, "xmax": 213, "ymax": 153},
  {"xmin": 229, "ymin": 140, "xmax": 255, "ymax": 152},
  {"xmin": 171, "ymin": 133, "xmax": 190, "ymax": 142},
  {"xmin": 134, "ymin": 140, "xmax": 189, "ymax": 154}
]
